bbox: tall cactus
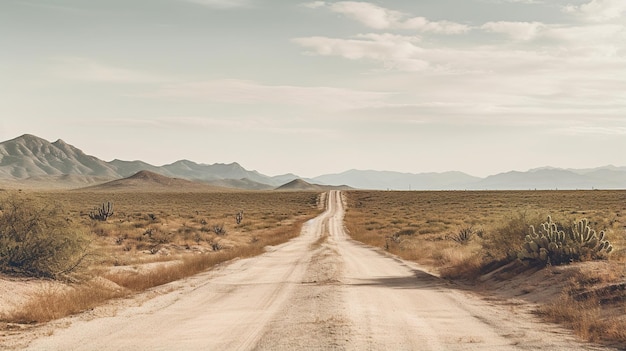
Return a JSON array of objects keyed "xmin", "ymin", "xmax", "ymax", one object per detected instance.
[
  {"xmin": 518, "ymin": 216, "xmax": 612, "ymax": 265},
  {"xmin": 569, "ymin": 218, "xmax": 613, "ymax": 254},
  {"xmin": 235, "ymin": 210, "xmax": 244, "ymax": 225},
  {"xmin": 89, "ymin": 202, "xmax": 114, "ymax": 221},
  {"xmin": 519, "ymin": 216, "xmax": 566, "ymax": 263}
]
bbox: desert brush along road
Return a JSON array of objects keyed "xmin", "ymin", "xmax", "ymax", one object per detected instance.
[{"xmin": 23, "ymin": 191, "xmax": 609, "ymax": 350}]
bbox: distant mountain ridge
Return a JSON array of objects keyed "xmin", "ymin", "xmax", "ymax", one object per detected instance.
[
  {"xmin": 275, "ymin": 179, "xmax": 352, "ymax": 191},
  {"xmin": 0, "ymin": 134, "xmax": 118, "ymax": 179},
  {"xmin": 0, "ymin": 134, "xmax": 625, "ymax": 190},
  {"xmin": 313, "ymin": 169, "xmax": 481, "ymax": 190},
  {"xmin": 0, "ymin": 134, "xmax": 298, "ymax": 189}
]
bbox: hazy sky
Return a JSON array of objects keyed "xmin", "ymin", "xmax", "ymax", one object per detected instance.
[{"xmin": 1, "ymin": 0, "xmax": 625, "ymax": 177}]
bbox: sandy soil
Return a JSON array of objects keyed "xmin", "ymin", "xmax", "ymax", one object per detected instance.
[{"xmin": 3, "ymin": 191, "xmax": 615, "ymax": 350}]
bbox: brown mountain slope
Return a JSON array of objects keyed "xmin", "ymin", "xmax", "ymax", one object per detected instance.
[
  {"xmin": 275, "ymin": 179, "xmax": 352, "ymax": 191},
  {"xmin": 80, "ymin": 171, "xmax": 232, "ymax": 192}
]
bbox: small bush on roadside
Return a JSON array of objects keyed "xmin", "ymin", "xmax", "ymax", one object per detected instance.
[
  {"xmin": 0, "ymin": 194, "xmax": 90, "ymax": 279},
  {"xmin": 482, "ymin": 210, "xmax": 546, "ymax": 262},
  {"xmin": 447, "ymin": 226, "xmax": 474, "ymax": 245}
]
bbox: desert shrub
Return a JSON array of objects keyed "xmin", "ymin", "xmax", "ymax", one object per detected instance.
[
  {"xmin": 0, "ymin": 194, "xmax": 90, "ymax": 278},
  {"xmin": 388, "ymin": 229, "xmax": 416, "ymax": 243},
  {"xmin": 518, "ymin": 216, "xmax": 613, "ymax": 265},
  {"xmin": 447, "ymin": 226, "xmax": 474, "ymax": 244},
  {"xmin": 213, "ymin": 224, "xmax": 226, "ymax": 235},
  {"xmin": 482, "ymin": 210, "xmax": 546, "ymax": 262}
]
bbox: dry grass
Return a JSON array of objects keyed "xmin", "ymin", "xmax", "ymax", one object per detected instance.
[
  {"xmin": 104, "ymin": 217, "xmax": 308, "ymax": 292},
  {"xmin": 344, "ymin": 190, "xmax": 626, "ymax": 270},
  {"xmin": 539, "ymin": 266, "xmax": 626, "ymax": 344},
  {"xmin": 1, "ymin": 191, "xmax": 320, "ymax": 324},
  {"xmin": 8, "ymin": 280, "xmax": 126, "ymax": 324}
]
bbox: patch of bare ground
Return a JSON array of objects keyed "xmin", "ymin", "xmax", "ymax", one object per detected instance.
[{"xmin": 469, "ymin": 260, "xmax": 626, "ymax": 348}]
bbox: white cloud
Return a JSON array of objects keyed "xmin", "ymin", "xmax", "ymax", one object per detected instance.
[
  {"xmin": 310, "ymin": 1, "xmax": 470, "ymax": 34},
  {"xmin": 402, "ymin": 17, "xmax": 471, "ymax": 34},
  {"xmin": 157, "ymin": 116, "xmax": 337, "ymax": 137},
  {"xmin": 481, "ymin": 21, "xmax": 546, "ymax": 41},
  {"xmin": 147, "ymin": 79, "xmax": 392, "ymax": 110},
  {"xmin": 51, "ymin": 57, "xmax": 160, "ymax": 83},
  {"xmin": 564, "ymin": 0, "xmax": 626, "ymax": 22},
  {"xmin": 558, "ymin": 125, "xmax": 626, "ymax": 136},
  {"xmin": 327, "ymin": 1, "xmax": 404, "ymax": 30},
  {"xmin": 499, "ymin": 0, "xmax": 543, "ymax": 3},
  {"xmin": 544, "ymin": 24, "xmax": 624, "ymax": 46},
  {"xmin": 302, "ymin": 1, "xmax": 326, "ymax": 9},
  {"xmin": 184, "ymin": 0, "xmax": 251, "ymax": 9},
  {"xmin": 294, "ymin": 34, "xmax": 429, "ymax": 71},
  {"xmin": 294, "ymin": 26, "xmax": 626, "ymax": 132},
  {"xmin": 295, "ymin": 33, "xmax": 566, "ymax": 74}
]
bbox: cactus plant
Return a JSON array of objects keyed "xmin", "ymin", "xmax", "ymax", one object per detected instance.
[
  {"xmin": 569, "ymin": 218, "xmax": 613, "ymax": 254},
  {"xmin": 235, "ymin": 210, "xmax": 244, "ymax": 225},
  {"xmin": 89, "ymin": 202, "xmax": 114, "ymax": 221},
  {"xmin": 518, "ymin": 216, "xmax": 612, "ymax": 265}
]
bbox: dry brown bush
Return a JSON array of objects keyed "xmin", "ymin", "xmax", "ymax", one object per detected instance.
[{"xmin": 0, "ymin": 194, "xmax": 91, "ymax": 279}]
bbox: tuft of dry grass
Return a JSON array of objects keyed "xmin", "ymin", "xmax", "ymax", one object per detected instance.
[
  {"xmin": 437, "ymin": 245, "xmax": 485, "ymax": 280},
  {"xmin": 6, "ymin": 280, "xmax": 126, "ymax": 324},
  {"xmin": 539, "ymin": 290, "xmax": 626, "ymax": 344},
  {"xmin": 540, "ymin": 293, "xmax": 603, "ymax": 342}
]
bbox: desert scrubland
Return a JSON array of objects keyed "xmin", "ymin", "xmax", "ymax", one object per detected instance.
[
  {"xmin": 1, "ymin": 189, "xmax": 625, "ymax": 349},
  {"xmin": 343, "ymin": 190, "xmax": 626, "ymax": 346}
]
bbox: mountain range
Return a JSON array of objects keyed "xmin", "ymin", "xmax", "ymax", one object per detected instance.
[{"xmin": 0, "ymin": 134, "xmax": 625, "ymax": 191}]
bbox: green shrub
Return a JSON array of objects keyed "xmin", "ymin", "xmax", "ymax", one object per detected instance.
[{"xmin": 0, "ymin": 194, "xmax": 90, "ymax": 278}]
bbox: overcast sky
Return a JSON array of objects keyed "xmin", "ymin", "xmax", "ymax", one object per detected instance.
[{"xmin": 1, "ymin": 0, "xmax": 625, "ymax": 177}]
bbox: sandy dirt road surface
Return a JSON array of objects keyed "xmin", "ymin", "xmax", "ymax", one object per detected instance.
[{"xmin": 17, "ymin": 191, "xmax": 612, "ymax": 350}]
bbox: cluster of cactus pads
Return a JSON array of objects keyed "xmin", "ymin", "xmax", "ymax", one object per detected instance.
[{"xmin": 518, "ymin": 216, "xmax": 613, "ymax": 265}]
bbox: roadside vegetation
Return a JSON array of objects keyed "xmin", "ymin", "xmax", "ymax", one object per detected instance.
[
  {"xmin": 343, "ymin": 190, "xmax": 626, "ymax": 346},
  {"xmin": 0, "ymin": 195, "xmax": 90, "ymax": 279},
  {"xmin": 0, "ymin": 190, "xmax": 321, "ymax": 324}
]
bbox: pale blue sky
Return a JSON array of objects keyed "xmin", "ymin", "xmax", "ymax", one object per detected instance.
[{"xmin": 1, "ymin": 0, "xmax": 625, "ymax": 177}]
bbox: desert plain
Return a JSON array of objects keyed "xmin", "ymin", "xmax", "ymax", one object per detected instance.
[{"xmin": 0, "ymin": 188, "xmax": 625, "ymax": 350}]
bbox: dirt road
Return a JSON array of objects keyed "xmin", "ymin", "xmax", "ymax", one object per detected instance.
[{"xmin": 22, "ymin": 191, "xmax": 610, "ymax": 350}]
